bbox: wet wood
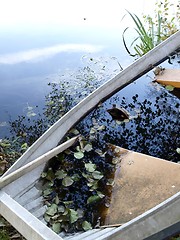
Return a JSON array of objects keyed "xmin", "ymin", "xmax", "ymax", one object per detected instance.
[
  {"xmin": 155, "ymin": 69, "xmax": 180, "ymax": 88},
  {"xmin": 104, "ymin": 145, "xmax": 180, "ymax": 225}
]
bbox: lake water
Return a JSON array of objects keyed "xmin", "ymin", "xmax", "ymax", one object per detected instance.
[
  {"xmin": 1, "ymin": 0, "xmax": 140, "ymax": 138},
  {"xmin": 0, "ymin": 0, "xmax": 179, "ymax": 164}
]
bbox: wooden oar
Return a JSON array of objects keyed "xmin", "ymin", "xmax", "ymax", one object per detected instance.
[{"xmin": 0, "ymin": 135, "xmax": 79, "ymax": 189}]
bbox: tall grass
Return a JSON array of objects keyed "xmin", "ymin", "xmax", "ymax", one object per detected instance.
[{"xmin": 123, "ymin": 0, "xmax": 180, "ymax": 58}]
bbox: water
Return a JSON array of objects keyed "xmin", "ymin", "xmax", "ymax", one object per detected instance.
[
  {"xmin": 0, "ymin": 1, "xmax": 179, "ymax": 164},
  {"xmin": 0, "ymin": 25, "xmax": 132, "ymax": 138},
  {"xmin": 0, "ymin": 0, "xmax": 159, "ymax": 138}
]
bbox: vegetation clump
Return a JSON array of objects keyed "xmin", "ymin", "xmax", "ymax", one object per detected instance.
[
  {"xmin": 123, "ymin": 0, "xmax": 180, "ymax": 57},
  {"xmin": 41, "ymin": 134, "xmax": 117, "ymax": 233}
]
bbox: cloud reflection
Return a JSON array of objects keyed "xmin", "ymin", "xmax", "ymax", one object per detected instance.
[{"xmin": 0, "ymin": 44, "xmax": 103, "ymax": 65}]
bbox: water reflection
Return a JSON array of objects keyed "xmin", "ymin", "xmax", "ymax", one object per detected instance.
[
  {"xmin": 76, "ymin": 81, "xmax": 180, "ymax": 162},
  {"xmin": 0, "ymin": 44, "xmax": 103, "ymax": 65}
]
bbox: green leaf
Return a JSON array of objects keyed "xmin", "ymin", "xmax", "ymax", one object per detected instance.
[
  {"xmin": 55, "ymin": 196, "xmax": 60, "ymax": 205},
  {"xmin": 21, "ymin": 142, "xmax": 28, "ymax": 150},
  {"xmin": 92, "ymin": 170, "xmax": 103, "ymax": 180},
  {"xmin": 44, "ymin": 213, "xmax": 51, "ymax": 223},
  {"xmin": 112, "ymin": 157, "xmax": 119, "ymax": 164},
  {"xmin": 97, "ymin": 191, "xmax": 105, "ymax": 198},
  {"xmin": 45, "ymin": 168, "xmax": 55, "ymax": 181},
  {"xmin": 62, "ymin": 176, "xmax": 74, "ymax": 187},
  {"xmin": 82, "ymin": 221, "xmax": 92, "ymax": 231},
  {"xmin": 87, "ymin": 195, "xmax": 101, "ymax": 204},
  {"xmin": 55, "ymin": 170, "xmax": 67, "ymax": 179},
  {"xmin": 84, "ymin": 143, "xmax": 93, "ymax": 152},
  {"xmin": 0, "ymin": 142, "xmax": 11, "ymax": 148},
  {"xmin": 90, "ymin": 127, "xmax": 96, "ymax": 134},
  {"xmin": 69, "ymin": 128, "xmax": 80, "ymax": 135},
  {"xmin": 58, "ymin": 205, "xmax": 65, "ymax": 213},
  {"xmin": 69, "ymin": 209, "xmax": 79, "ymax": 223},
  {"xmin": 46, "ymin": 204, "xmax": 58, "ymax": 216},
  {"xmin": 106, "ymin": 178, "xmax": 115, "ymax": 186},
  {"xmin": 165, "ymin": 85, "xmax": 174, "ymax": 91},
  {"xmin": 52, "ymin": 222, "xmax": 61, "ymax": 233},
  {"xmin": 43, "ymin": 188, "xmax": 53, "ymax": 196},
  {"xmin": 97, "ymin": 125, "xmax": 106, "ymax": 131},
  {"xmin": 87, "ymin": 180, "xmax": 98, "ymax": 190},
  {"xmin": 176, "ymin": 148, "xmax": 180, "ymax": 154},
  {"xmin": 74, "ymin": 151, "xmax": 84, "ymax": 159},
  {"xmin": 85, "ymin": 162, "xmax": 96, "ymax": 172},
  {"xmin": 71, "ymin": 173, "xmax": 80, "ymax": 181},
  {"xmin": 41, "ymin": 172, "xmax": 47, "ymax": 178}
]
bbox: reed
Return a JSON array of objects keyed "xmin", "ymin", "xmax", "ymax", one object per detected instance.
[{"xmin": 123, "ymin": 0, "xmax": 180, "ymax": 58}]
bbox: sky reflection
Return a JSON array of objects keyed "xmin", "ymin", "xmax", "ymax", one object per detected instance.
[{"xmin": 0, "ymin": 44, "xmax": 103, "ymax": 64}]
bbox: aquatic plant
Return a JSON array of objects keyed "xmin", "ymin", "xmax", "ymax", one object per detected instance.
[
  {"xmin": 41, "ymin": 136, "xmax": 116, "ymax": 233},
  {"xmin": 123, "ymin": 0, "xmax": 180, "ymax": 57}
]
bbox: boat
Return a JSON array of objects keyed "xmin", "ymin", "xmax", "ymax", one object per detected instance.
[{"xmin": 0, "ymin": 30, "xmax": 180, "ymax": 240}]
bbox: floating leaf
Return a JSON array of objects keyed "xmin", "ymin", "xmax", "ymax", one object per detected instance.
[
  {"xmin": 46, "ymin": 168, "xmax": 55, "ymax": 181},
  {"xmin": 97, "ymin": 191, "xmax": 105, "ymax": 198},
  {"xmin": 0, "ymin": 142, "xmax": 11, "ymax": 148},
  {"xmin": 90, "ymin": 128, "xmax": 96, "ymax": 134},
  {"xmin": 165, "ymin": 85, "xmax": 174, "ymax": 91},
  {"xmin": 112, "ymin": 157, "xmax": 119, "ymax": 164},
  {"xmin": 44, "ymin": 213, "xmax": 51, "ymax": 223},
  {"xmin": 62, "ymin": 176, "xmax": 74, "ymax": 187},
  {"xmin": 71, "ymin": 173, "xmax": 80, "ymax": 181},
  {"xmin": 92, "ymin": 170, "xmax": 103, "ymax": 180},
  {"xmin": 21, "ymin": 143, "xmax": 28, "ymax": 150},
  {"xmin": 87, "ymin": 195, "xmax": 101, "ymax": 204},
  {"xmin": 176, "ymin": 148, "xmax": 180, "ymax": 154},
  {"xmin": 55, "ymin": 196, "xmax": 60, "ymax": 205},
  {"xmin": 41, "ymin": 172, "xmax": 47, "ymax": 178},
  {"xmin": 87, "ymin": 180, "xmax": 98, "ymax": 190},
  {"xmin": 82, "ymin": 172, "xmax": 90, "ymax": 179},
  {"xmin": 58, "ymin": 205, "xmax": 65, "ymax": 213},
  {"xmin": 82, "ymin": 221, "xmax": 92, "ymax": 231},
  {"xmin": 114, "ymin": 147, "xmax": 120, "ymax": 153},
  {"xmin": 106, "ymin": 178, "xmax": 115, "ymax": 186},
  {"xmin": 43, "ymin": 188, "xmax": 53, "ymax": 196},
  {"xmin": 69, "ymin": 209, "xmax": 79, "ymax": 223},
  {"xmin": 63, "ymin": 201, "xmax": 73, "ymax": 206},
  {"xmin": 97, "ymin": 125, "xmax": 106, "ymax": 131},
  {"xmin": 46, "ymin": 204, "xmax": 58, "ymax": 216},
  {"xmin": 65, "ymin": 149, "xmax": 71, "ymax": 155},
  {"xmin": 95, "ymin": 149, "xmax": 105, "ymax": 157},
  {"xmin": 84, "ymin": 143, "xmax": 93, "ymax": 152},
  {"xmin": 55, "ymin": 170, "xmax": 67, "ymax": 179},
  {"xmin": 115, "ymin": 120, "xmax": 122, "ymax": 125},
  {"xmin": 74, "ymin": 151, "xmax": 84, "ymax": 159},
  {"xmin": 85, "ymin": 162, "xmax": 96, "ymax": 172},
  {"xmin": 69, "ymin": 128, "xmax": 79, "ymax": 135},
  {"xmin": 52, "ymin": 222, "xmax": 61, "ymax": 233}
]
